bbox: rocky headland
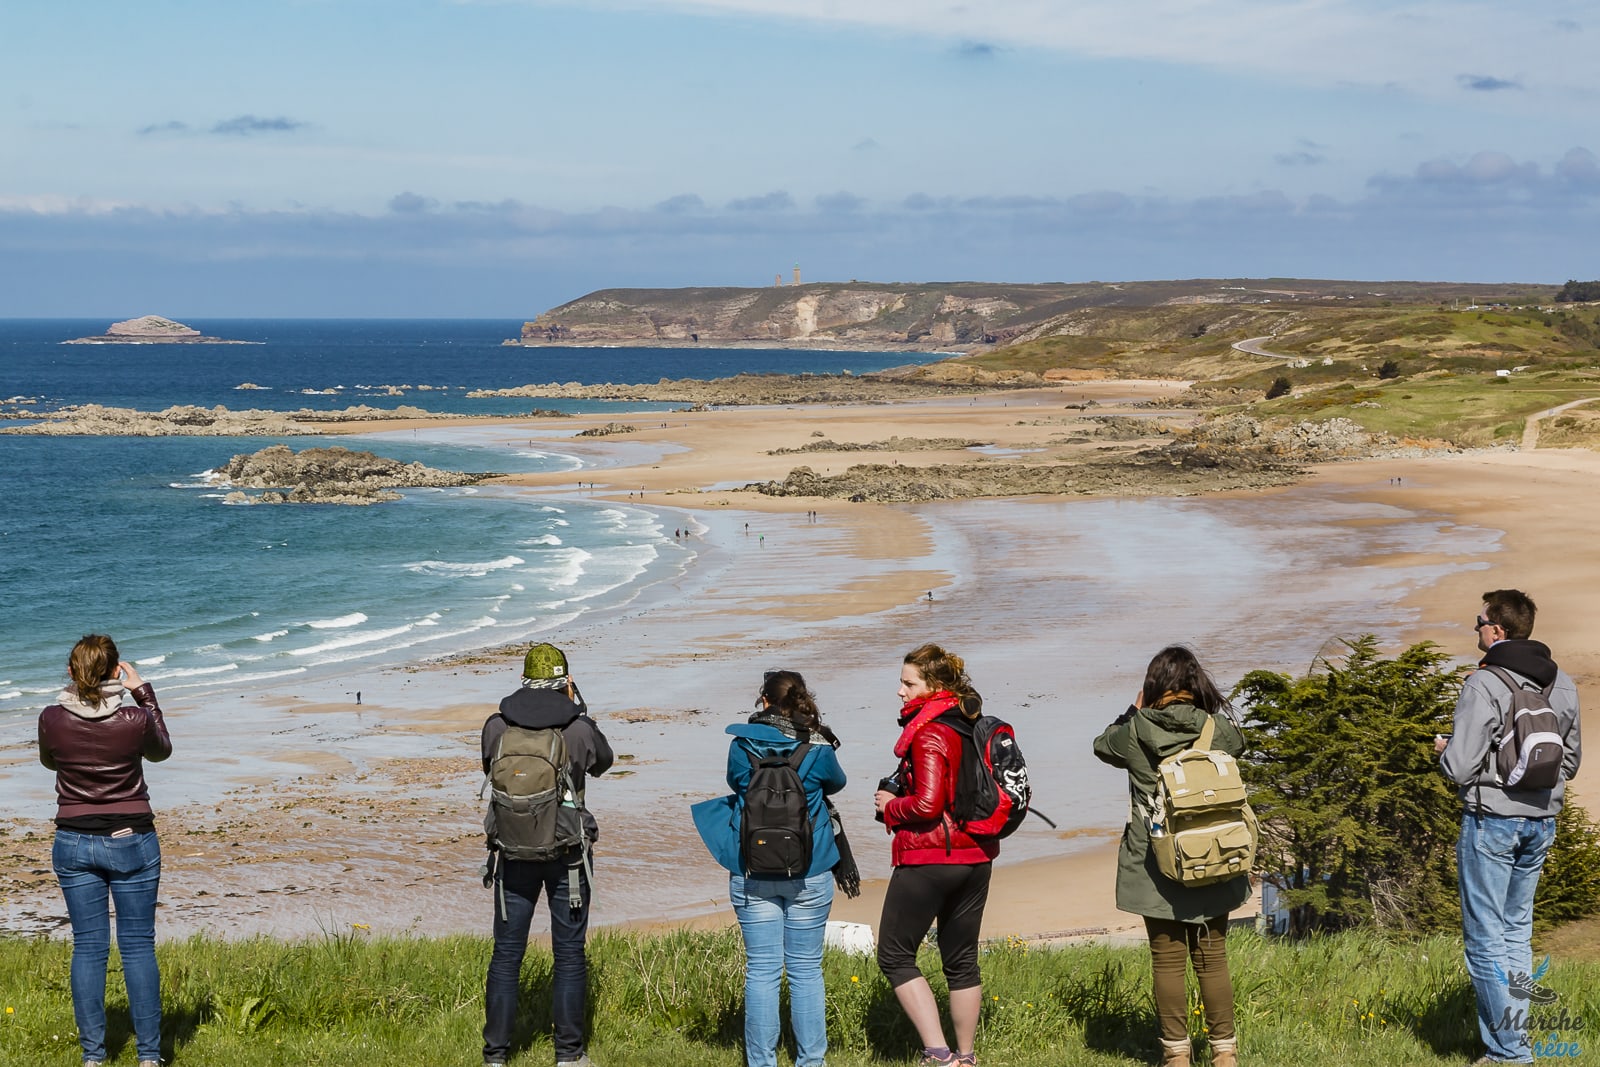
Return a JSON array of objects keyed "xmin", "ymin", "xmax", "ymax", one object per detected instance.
[
  {"xmin": 214, "ymin": 444, "xmax": 487, "ymax": 505},
  {"xmin": 467, "ymin": 372, "xmax": 1033, "ymax": 406},
  {"xmin": 0, "ymin": 404, "xmax": 498, "ymax": 436},
  {"xmin": 62, "ymin": 315, "xmax": 258, "ymax": 345},
  {"xmin": 511, "ymin": 279, "xmax": 1542, "ymax": 349}
]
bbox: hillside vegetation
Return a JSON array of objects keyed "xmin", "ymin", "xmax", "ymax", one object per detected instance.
[{"xmin": 953, "ymin": 298, "xmax": 1600, "ymax": 448}]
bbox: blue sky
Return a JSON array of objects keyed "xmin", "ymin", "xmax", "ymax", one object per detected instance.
[{"xmin": 2, "ymin": 0, "xmax": 1595, "ymax": 316}]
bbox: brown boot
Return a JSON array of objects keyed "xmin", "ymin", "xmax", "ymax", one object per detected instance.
[
  {"xmin": 1210, "ymin": 1037, "xmax": 1237, "ymax": 1067},
  {"xmin": 1159, "ymin": 1037, "xmax": 1192, "ymax": 1067}
]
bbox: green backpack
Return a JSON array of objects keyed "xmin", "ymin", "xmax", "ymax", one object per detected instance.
[
  {"xmin": 482, "ymin": 723, "xmax": 587, "ymax": 864},
  {"xmin": 1143, "ymin": 715, "xmax": 1258, "ymax": 886}
]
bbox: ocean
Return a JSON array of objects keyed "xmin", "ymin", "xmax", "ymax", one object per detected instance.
[{"xmin": 0, "ymin": 319, "xmax": 937, "ymax": 717}]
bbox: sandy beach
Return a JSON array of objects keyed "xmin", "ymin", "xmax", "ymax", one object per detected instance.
[{"xmin": 3, "ymin": 383, "xmax": 1596, "ymax": 947}]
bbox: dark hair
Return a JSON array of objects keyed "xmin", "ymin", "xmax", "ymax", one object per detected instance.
[
  {"xmin": 903, "ymin": 643, "xmax": 978, "ymax": 718},
  {"xmin": 1139, "ymin": 645, "xmax": 1231, "ymax": 714},
  {"xmin": 1482, "ymin": 588, "xmax": 1536, "ymax": 641},
  {"xmin": 761, "ymin": 670, "xmax": 838, "ymax": 746},
  {"xmin": 69, "ymin": 634, "xmax": 119, "ymax": 707}
]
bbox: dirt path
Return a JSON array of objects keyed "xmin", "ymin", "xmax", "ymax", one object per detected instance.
[{"xmin": 1520, "ymin": 396, "xmax": 1600, "ymax": 450}]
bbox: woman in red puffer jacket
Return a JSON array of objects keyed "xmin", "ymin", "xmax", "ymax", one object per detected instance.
[{"xmin": 873, "ymin": 643, "xmax": 996, "ymax": 1067}]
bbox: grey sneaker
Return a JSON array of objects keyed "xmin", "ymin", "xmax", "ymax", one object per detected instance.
[
  {"xmin": 556, "ymin": 1056, "xmax": 595, "ymax": 1067},
  {"xmin": 139, "ymin": 1062, "xmax": 163, "ymax": 1067}
]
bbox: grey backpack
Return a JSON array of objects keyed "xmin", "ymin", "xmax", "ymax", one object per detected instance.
[{"xmin": 1482, "ymin": 666, "xmax": 1566, "ymax": 791}]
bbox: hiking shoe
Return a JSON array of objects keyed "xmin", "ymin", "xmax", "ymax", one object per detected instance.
[{"xmin": 919, "ymin": 1054, "xmax": 956, "ymax": 1067}]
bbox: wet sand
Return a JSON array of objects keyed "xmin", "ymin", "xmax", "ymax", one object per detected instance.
[{"xmin": 3, "ymin": 387, "xmax": 1596, "ymax": 945}]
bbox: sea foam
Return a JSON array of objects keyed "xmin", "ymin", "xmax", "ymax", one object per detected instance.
[{"xmin": 306, "ymin": 613, "xmax": 369, "ymax": 629}]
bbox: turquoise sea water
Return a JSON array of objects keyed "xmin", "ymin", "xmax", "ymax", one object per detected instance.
[{"xmin": 0, "ymin": 320, "xmax": 936, "ymax": 716}]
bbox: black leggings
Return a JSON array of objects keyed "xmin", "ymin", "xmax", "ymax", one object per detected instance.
[{"xmin": 876, "ymin": 862, "xmax": 992, "ymax": 990}]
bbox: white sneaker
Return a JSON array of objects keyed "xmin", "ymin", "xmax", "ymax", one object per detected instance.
[{"xmin": 556, "ymin": 1055, "xmax": 595, "ymax": 1067}]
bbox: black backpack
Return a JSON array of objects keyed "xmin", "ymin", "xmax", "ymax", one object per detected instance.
[
  {"xmin": 1483, "ymin": 666, "xmax": 1566, "ymax": 791},
  {"xmin": 938, "ymin": 712, "xmax": 1056, "ymax": 839},
  {"xmin": 740, "ymin": 743, "xmax": 813, "ymax": 877}
]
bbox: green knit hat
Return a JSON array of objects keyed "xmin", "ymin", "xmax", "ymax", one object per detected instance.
[{"xmin": 521, "ymin": 642, "xmax": 569, "ymax": 681}]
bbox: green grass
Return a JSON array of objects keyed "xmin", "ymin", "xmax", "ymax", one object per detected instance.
[
  {"xmin": 4, "ymin": 927, "xmax": 1598, "ymax": 1066},
  {"xmin": 1242, "ymin": 370, "xmax": 1600, "ymax": 445}
]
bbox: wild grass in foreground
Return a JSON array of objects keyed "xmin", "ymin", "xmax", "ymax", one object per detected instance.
[{"xmin": 2, "ymin": 926, "xmax": 1596, "ymax": 1066}]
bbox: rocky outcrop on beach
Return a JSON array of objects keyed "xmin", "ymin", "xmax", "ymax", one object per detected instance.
[
  {"xmin": 748, "ymin": 416, "xmax": 1396, "ymax": 502},
  {"xmin": 768, "ymin": 436, "xmax": 986, "ymax": 455},
  {"xmin": 62, "ymin": 315, "xmax": 256, "ymax": 345},
  {"xmin": 0, "ymin": 403, "xmax": 496, "ymax": 436},
  {"xmin": 215, "ymin": 444, "xmax": 487, "ymax": 505},
  {"xmin": 750, "ymin": 455, "xmax": 1300, "ymax": 503},
  {"xmin": 468, "ymin": 372, "xmax": 1026, "ymax": 406},
  {"xmin": 575, "ymin": 423, "xmax": 638, "ymax": 437}
]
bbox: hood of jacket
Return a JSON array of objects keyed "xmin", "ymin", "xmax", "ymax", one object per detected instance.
[
  {"xmin": 1132, "ymin": 702, "xmax": 1216, "ymax": 760},
  {"xmin": 498, "ymin": 685, "xmax": 586, "ymax": 730},
  {"xmin": 1481, "ymin": 639, "xmax": 1559, "ymax": 688},
  {"xmin": 55, "ymin": 680, "xmax": 127, "ymax": 721}
]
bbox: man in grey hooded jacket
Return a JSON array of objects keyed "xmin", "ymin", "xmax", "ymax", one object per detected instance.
[{"xmin": 1438, "ymin": 589, "xmax": 1582, "ymax": 1065}]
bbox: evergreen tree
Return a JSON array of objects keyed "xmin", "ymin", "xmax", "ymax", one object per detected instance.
[
  {"xmin": 1236, "ymin": 638, "xmax": 1462, "ymax": 935},
  {"xmin": 1536, "ymin": 800, "xmax": 1600, "ymax": 930}
]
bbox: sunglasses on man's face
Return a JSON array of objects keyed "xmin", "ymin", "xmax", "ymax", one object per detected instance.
[{"xmin": 1474, "ymin": 616, "xmax": 1496, "ymax": 630}]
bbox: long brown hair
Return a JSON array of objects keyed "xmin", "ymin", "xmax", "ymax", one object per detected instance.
[
  {"xmin": 69, "ymin": 634, "xmax": 119, "ymax": 706},
  {"xmin": 904, "ymin": 642, "xmax": 978, "ymax": 718},
  {"xmin": 760, "ymin": 669, "xmax": 838, "ymax": 746},
  {"xmin": 1139, "ymin": 644, "xmax": 1231, "ymax": 714}
]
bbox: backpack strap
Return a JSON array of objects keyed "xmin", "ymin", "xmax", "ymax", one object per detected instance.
[{"xmin": 1196, "ymin": 715, "xmax": 1216, "ymax": 751}]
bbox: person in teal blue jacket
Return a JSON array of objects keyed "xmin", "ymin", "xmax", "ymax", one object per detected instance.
[{"xmin": 692, "ymin": 670, "xmax": 847, "ymax": 1067}]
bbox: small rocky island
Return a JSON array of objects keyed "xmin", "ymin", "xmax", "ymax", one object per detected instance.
[
  {"xmin": 63, "ymin": 315, "xmax": 257, "ymax": 345},
  {"xmin": 214, "ymin": 444, "xmax": 488, "ymax": 505}
]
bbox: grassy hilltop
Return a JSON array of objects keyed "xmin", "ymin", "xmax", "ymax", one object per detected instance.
[{"xmin": 521, "ymin": 278, "xmax": 1600, "ymax": 448}]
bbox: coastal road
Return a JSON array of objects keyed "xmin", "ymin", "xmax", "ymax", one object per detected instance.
[
  {"xmin": 1232, "ymin": 335, "xmax": 1288, "ymax": 360},
  {"xmin": 1521, "ymin": 396, "xmax": 1600, "ymax": 450}
]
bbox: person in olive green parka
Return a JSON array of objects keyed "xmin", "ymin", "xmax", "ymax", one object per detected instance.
[{"xmin": 1093, "ymin": 645, "xmax": 1249, "ymax": 1067}]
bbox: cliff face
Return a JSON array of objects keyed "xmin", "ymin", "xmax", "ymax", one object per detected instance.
[
  {"xmin": 518, "ymin": 279, "xmax": 1553, "ymax": 349},
  {"xmin": 520, "ymin": 283, "xmax": 1058, "ymax": 347}
]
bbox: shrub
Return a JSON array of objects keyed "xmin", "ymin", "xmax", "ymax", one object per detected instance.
[
  {"xmin": 1237, "ymin": 638, "xmax": 1463, "ymax": 935},
  {"xmin": 1378, "ymin": 359, "xmax": 1402, "ymax": 379},
  {"xmin": 1265, "ymin": 376, "xmax": 1293, "ymax": 399},
  {"xmin": 1537, "ymin": 801, "xmax": 1600, "ymax": 929}
]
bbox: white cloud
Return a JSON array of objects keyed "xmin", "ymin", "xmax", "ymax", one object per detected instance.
[{"xmin": 534, "ymin": 0, "xmax": 1594, "ymax": 101}]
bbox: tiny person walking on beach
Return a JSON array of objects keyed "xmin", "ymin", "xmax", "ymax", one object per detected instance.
[
  {"xmin": 1093, "ymin": 646, "xmax": 1248, "ymax": 1067},
  {"xmin": 873, "ymin": 644, "xmax": 997, "ymax": 1067},
  {"xmin": 691, "ymin": 670, "xmax": 848, "ymax": 1067},
  {"xmin": 38, "ymin": 634, "xmax": 172, "ymax": 1067}
]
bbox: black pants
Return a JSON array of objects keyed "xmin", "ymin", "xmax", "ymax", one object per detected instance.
[{"xmin": 876, "ymin": 862, "xmax": 992, "ymax": 990}]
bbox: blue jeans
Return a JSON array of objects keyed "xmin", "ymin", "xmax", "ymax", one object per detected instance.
[
  {"xmin": 1458, "ymin": 812, "xmax": 1556, "ymax": 1064},
  {"xmin": 730, "ymin": 871, "xmax": 835, "ymax": 1067},
  {"xmin": 483, "ymin": 854, "xmax": 592, "ymax": 1064},
  {"xmin": 52, "ymin": 829, "xmax": 163, "ymax": 1064}
]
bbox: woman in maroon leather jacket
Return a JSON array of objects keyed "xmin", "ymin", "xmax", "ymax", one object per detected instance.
[
  {"xmin": 38, "ymin": 634, "xmax": 171, "ymax": 1067},
  {"xmin": 873, "ymin": 643, "xmax": 996, "ymax": 1067}
]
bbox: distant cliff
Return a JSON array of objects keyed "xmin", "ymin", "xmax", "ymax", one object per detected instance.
[
  {"xmin": 518, "ymin": 282, "xmax": 1095, "ymax": 348},
  {"xmin": 515, "ymin": 279, "xmax": 1545, "ymax": 349}
]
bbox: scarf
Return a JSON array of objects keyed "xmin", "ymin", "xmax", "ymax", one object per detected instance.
[
  {"xmin": 1151, "ymin": 689, "xmax": 1195, "ymax": 710},
  {"xmin": 748, "ymin": 709, "xmax": 806, "ymax": 739},
  {"xmin": 56, "ymin": 679, "xmax": 127, "ymax": 721},
  {"xmin": 893, "ymin": 691, "xmax": 960, "ymax": 758}
]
